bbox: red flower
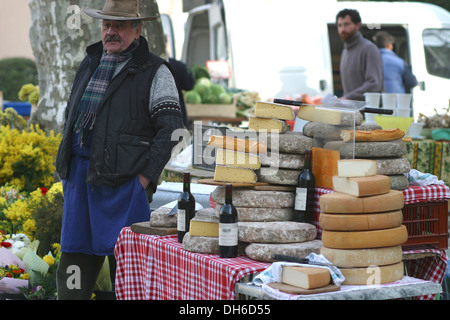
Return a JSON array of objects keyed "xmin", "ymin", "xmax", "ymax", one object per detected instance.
[
  {"xmin": 0, "ymin": 241, "xmax": 12, "ymax": 248},
  {"xmin": 39, "ymin": 187, "xmax": 48, "ymax": 195}
]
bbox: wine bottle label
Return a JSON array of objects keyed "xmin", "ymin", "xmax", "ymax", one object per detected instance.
[
  {"xmin": 295, "ymin": 187, "xmax": 307, "ymax": 211},
  {"xmin": 177, "ymin": 209, "xmax": 186, "ymax": 231},
  {"xmin": 219, "ymin": 223, "xmax": 238, "ymax": 246}
]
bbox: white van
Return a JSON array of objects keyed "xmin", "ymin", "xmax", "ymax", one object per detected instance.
[{"xmin": 178, "ymin": 0, "xmax": 450, "ymax": 119}]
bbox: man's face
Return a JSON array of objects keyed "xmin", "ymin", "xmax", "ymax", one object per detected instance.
[
  {"xmin": 337, "ymin": 15, "xmax": 360, "ymax": 42},
  {"xmin": 101, "ymin": 20, "xmax": 141, "ymax": 54}
]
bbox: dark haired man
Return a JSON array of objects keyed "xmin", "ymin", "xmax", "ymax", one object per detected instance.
[{"xmin": 336, "ymin": 9, "xmax": 383, "ymax": 100}]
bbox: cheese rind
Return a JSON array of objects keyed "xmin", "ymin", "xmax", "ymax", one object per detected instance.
[
  {"xmin": 319, "ymin": 210, "xmax": 403, "ymax": 231},
  {"xmin": 321, "ymin": 225, "xmax": 408, "ymax": 249},
  {"xmin": 332, "ymin": 175, "xmax": 391, "ymax": 197},
  {"xmin": 254, "ymin": 101, "xmax": 295, "ymax": 120},
  {"xmin": 213, "ymin": 165, "xmax": 257, "ymax": 183},
  {"xmin": 281, "ymin": 266, "xmax": 331, "ymax": 289},
  {"xmin": 211, "ymin": 187, "xmax": 295, "ymax": 208},
  {"xmin": 337, "ymin": 159, "xmax": 378, "ymax": 177},
  {"xmin": 340, "ymin": 262, "xmax": 404, "ymax": 285},
  {"xmin": 249, "ymin": 117, "xmax": 288, "ymax": 133},
  {"xmin": 320, "ymin": 246, "xmax": 403, "ymax": 268},
  {"xmin": 319, "ymin": 190, "xmax": 404, "ymax": 213},
  {"xmin": 312, "ymin": 147, "xmax": 340, "ymax": 189},
  {"xmin": 215, "ymin": 148, "xmax": 261, "ymax": 169},
  {"xmin": 238, "ymin": 221, "xmax": 317, "ymax": 244}
]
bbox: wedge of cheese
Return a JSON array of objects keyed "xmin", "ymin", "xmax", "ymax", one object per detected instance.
[
  {"xmin": 213, "ymin": 165, "xmax": 257, "ymax": 183},
  {"xmin": 337, "ymin": 159, "xmax": 378, "ymax": 177},
  {"xmin": 332, "ymin": 175, "xmax": 391, "ymax": 197},
  {"xmin": 297, "ymin": 105, "xmax": 316, "ymax": 121},
  {"xmin": 319, "ymin": 190, "xmax": 404, "ymax": 213},
  {"xmin": 319, "ymin": 210, "xmax": 403, "ymax": 231},
  {"xmin": 208, "ymin": 135, "xmax": 267, "ymax": 154},
  {"xmin": 320, "ymin": 246, "xmax": 403, "ymax": 268},
  {"xmin": 340, "ymin": 261, "xmax": 404, "ymax": 285},
  {"xmin": 248, "ymin": 117, "xmax": 288, "ymax": 133},
  {"xmin": 189, "ymin": 208, "xmax": 219, "ymax": 237},
  {"xmin": 281, "ymin": 266, "xmax": 331, "ymax": 290},
  {"xmin": 313, "ymin": 107, "xmax": 363, "ymax": 126},
  {"xmin": 215, "ymin": 148, "xmax": 261, "ymax": 169},
  {"xmin": 254, "ymin": 101, "xmax": 295, "ymax": 120},
  {"xmin": 321, "ymin": 225, "xmax": 408, "ymax": 249}
]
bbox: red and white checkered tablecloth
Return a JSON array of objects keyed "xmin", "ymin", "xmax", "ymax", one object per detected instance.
[{"xmin": 114, "ymin": 227, "xmax": 270, "ymax": 300}]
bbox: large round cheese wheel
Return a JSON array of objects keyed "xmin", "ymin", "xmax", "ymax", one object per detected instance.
[
  {"xmin": 319, "ymin": 210, "xmax": 403, "ymax": 231},
  {"xmin": 321, "ymin": 225, "xmax": 408, "ymax": 249},
  {"xmin": 340, "ymin": 262, "xmax": 404, "ymax": 285},
  {"xmin": 320, "ymin": 246, "xmax": 403, "ymax": 268},
  {"xmin": 319, "ymin": 190, "xmax": 404, "ymax": 213}
]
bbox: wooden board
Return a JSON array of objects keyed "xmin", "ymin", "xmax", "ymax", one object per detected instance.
[
  {"xmin": 198, "ymin": 178, "xmax": 270, "ymax": 187},
  {"xmin": 131, "ymin": 221, "xmax": 177, "ymax": 235},
  {"xmin": 267, "ymin": 282, "xmax": 340, "ymax": 295}
]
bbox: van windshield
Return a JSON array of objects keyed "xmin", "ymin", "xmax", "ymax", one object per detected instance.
[{"xmin": 423, "ymin": 28, "xmax": 450, "ymax": 79}]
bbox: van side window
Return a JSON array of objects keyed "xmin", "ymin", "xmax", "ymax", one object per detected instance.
[{"xmin": 423, "ymin": 28, "xmax": 450, "ymax": 79}]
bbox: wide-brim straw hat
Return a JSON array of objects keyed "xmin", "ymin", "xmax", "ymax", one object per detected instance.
[{"xmin": 84, "ymin": 0, "xmax": 157, "ymax": 21}]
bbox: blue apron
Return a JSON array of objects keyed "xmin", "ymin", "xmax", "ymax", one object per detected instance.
[{"xmin": 60, "ymin": 132, "xmax": 151, "ymax": 256}]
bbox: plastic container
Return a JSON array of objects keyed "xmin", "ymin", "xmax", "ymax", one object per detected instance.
[
  {"xmin": 375, "ymin": 116, "xmax": 413, "ymax": 135},
  {"xmin": 364, "ymin": 92, "xmax": 380, "ymax": 108},
  {"xmin": 396, "ymin": 93, "xmax": 412, "ymax": 109},
  {"xmin": 382, "ymin": 93, "xmax": 397, "ymax": 109},
  {"xmin": 396, "ymin": 108, "xmax": 411, "ymax": 117},
  {"xmin": 407, "ymin": 122, "xmax": 425, "ymax": 137}
]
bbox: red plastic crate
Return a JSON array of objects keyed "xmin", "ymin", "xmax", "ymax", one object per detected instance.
[{"xmin": 401, "ymin": 201, "xmax": 448, "ymax": 250}]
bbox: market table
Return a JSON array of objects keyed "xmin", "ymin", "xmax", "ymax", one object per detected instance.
[
  {"xmin": 114, "ymin": 228, "xmax": 447, "ymax": 300},
  {"xmin": 114, "ymin": 229, "xmax": 269, "ymax": 300},
  {"xmin": 114, "ymin": 184, "xmax": 449, "ymax": 300}
]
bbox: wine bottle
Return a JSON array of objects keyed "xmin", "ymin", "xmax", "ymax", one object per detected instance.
[
  {"xmin": 219, "ymin": 183, "xmax": 238, "ymax": 258},
  {"xmin": 294, "ymin": 149, "xmax": 315, "ymax": 224},
  {"xmin": 177, "ymin": 172, "xmax": 196, "ymax": 243}
]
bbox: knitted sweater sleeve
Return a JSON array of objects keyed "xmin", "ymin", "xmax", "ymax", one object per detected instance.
[
  {"xmin": 141, "ymin": 64, "xmax": 184, "ymax": 191},
  {"xmin": 344, "ymin": 43, "xmax": 384, "ymax": 100}
]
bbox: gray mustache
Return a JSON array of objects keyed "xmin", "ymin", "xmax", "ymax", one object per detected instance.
[{"xmin": 105, "ymin": 35, "xmax": 122, "ymax": 43}]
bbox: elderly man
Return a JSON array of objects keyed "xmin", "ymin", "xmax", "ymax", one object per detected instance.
[
  {"xmin": 336, "ymin": 9, "xmax": 384, "ymax": 100},
  {"xmin": 55, "ymin": 0, "xmax": 183, "ymax": 299}
]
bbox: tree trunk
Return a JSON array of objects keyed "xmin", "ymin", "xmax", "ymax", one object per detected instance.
[{"xmin": 28, "ymin": 0, "xmax": 165, "ymax": 134}]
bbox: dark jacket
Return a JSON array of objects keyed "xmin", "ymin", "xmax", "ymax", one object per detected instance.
[{"xmin": 56, "ymin": 36, "xmax": 183, "ymax": 193}]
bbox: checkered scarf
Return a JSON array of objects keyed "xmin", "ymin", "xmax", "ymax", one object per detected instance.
[{"xmin": 74, "ymin": 39, "xmax": 139, "ymax": 145}]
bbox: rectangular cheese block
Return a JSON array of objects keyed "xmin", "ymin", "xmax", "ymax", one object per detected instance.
[
  {"xmin": 213, "ymin": 165, "xmax": 257, "ymax": 183},
  {"xmin": 254, "ymin": 101, "xmax": 295, "ymax": 120},
  {"xmin": 248, "ymin": 117, "xmax": 288, "ymax": 133},
  {"xmin": 281, "ymin": 266, "xmax": 331, "ymax": 289},
  {"xmin": 337, "ymin": 159, "xmax": 378, "ymax": 177},
  {"xmin": 319, "ymin": 190, "xmax": 404, "ymax": 213},
  {"xmin": 208, "ymin": 135, "xmax": 267, "ymax": 154},
  {"xmin": 189, "ymin": 220, "xmax": 219, "ymax": 237},
  {"xmin": 312, "ymin": 147, "xmax": 340, "ymax": 189},
  {"xmin": 332, "ymin": 175, "xmax": 391, "ymax": 197},
  {"xmin": 215, "ymin": 148, "xmax": 261, "ymax": 169}
]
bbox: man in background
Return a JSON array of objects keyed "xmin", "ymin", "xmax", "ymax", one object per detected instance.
[
  {"xmin": 336, "ymin": 8, "xmax": 383, "ymax": 100},
  {"xmin": 374, "ymin": 31, "xmax": 418, "ymax": 93}
]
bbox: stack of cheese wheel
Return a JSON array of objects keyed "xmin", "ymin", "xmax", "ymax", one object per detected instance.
[
  {"xmin": 211, "ymin": 187, "xmax": 323, "ymax": 262},
  {"xmin": 319, "ymin": 159, "xmax": 408, "ymax": 285},
  {"xmin": 208, "ymin": 135, "xmax": 267, "ymax": 184},
  {"xmin": 250, "ymin": 101, "xmax": 315, "ymax": 186}
]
